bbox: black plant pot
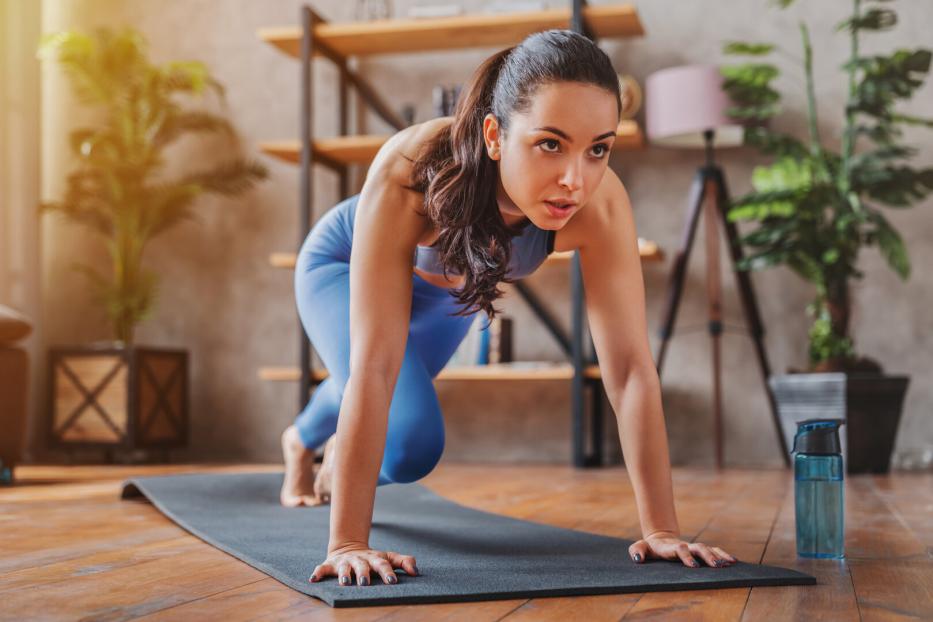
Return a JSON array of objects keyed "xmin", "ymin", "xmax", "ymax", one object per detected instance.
[{"xmin": 769, "ymin": 373, "xmax": 909, "ymax": 474}]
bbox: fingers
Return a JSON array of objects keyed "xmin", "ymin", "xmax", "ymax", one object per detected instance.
[
  {"xmin": 308, "ymin": 550, "xmax": 416, "ymax": 586},
  {"xmin": 630, "ymin": 537, "xmax": 737, "ymax": 569},
  {"xmin": 628, "ymin": 540, "xmax": 649, "ymax": 564},
  {"xmin": 690, "ymin": 543, "xmax": 724, "ymax": 567},
  {"xmin": 712, "ymin": 546, "xmax": 738, "ymax": 564},
  {"xmin": 370, "ymin": 556, "xmax": 399, "ymax": 584},
  {"xmin": 337, "ymin": 560, "xmax": 353, "ymax": 585},
  {"xmin": 351, "ymin": 559, "xmax": 371, "ymax": 586},
  {"xmin": 308, "ymin": 561, "xmax": 332, "ymax": 583},
  {"xmin": 675, "ymin": 542, "xmax": 700, "ymax": 568},
  {"xmin": 387, "ymin": 551, "xmax": 420, "ymax": 576}
]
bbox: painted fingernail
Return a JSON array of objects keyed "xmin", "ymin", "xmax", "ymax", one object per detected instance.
[
  {"xmin": 387, "ymin": 574, "xmax": 398, "ymax": 584},
  {"xmin": 633, "ymin": 553, "xmax": 642, "ymax": 562},
  {"xmin": 413, "ymin": 565, "xmax": 420, "ymax": 575},
  {"xmin": 309, "ymin": 574, "xmax": 316, "ymax": 582},
  {"xmin": 714, "ymin": 559, "xmax": 723, "ymax": 567},
  {"xmin": 340, "ymin": 575, "xmax": 350, "ymax": 585},
  {"xmin": 359, "ymin": 576, "xmax": 369, "ymax": 586},
  {"xmin": 691, "ymin": 560, "xmax": 700, "ymax": 568}
]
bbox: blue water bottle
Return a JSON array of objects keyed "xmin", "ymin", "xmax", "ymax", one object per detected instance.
[{"xmin": 793, "ymin": 419, "xmax": 845, "ymax": 559}]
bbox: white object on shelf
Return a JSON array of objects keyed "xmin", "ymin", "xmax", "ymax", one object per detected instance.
[
  {"xmin": 482, "ymin": 0, "xmax": 547, "ymax": 14},
  {"xmin": 407, "ymin": 3, "xmax": 465, "ymax": 18}
]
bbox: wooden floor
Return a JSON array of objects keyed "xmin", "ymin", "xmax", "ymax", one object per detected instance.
[{"xmin": 1, "ymin": 463, "xmax": 930, "ymax": 621}]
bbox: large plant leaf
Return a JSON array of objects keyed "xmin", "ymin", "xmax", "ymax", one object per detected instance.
[
  {"xmin": 720, "ymin": 63, "xmax": 781, "ymax": 121},
  {"xmin": 854, "ymin": 121, "xmax": 903, "ymax": 144},
  {"xmin": 850, "ymin": 144, "xmax": 917, "ymax": 168},
  {"xmin": 152, "ymin": 110, "xmax": 235, "ymax": 149},
  {"xmin": 850, "ymin": 49, "xmax": 932, "ymax": 117},
  {"xmin": 787, "ymin": 251, "xmax": 825, "ymax": 285},
  {"xmin": 738, "ymin": 218, "xmax": 798, "ymax": 246},
  {"xmin": 866, "ymin": 210, "xmax": 910, "ymax": 278},
  {"xmin": 143, "ymin": 183, "xmax": 201, "ymax": 239},
  {"xmin": 179, "ymin": 159, "xmax": 268, "ymax": 197},
  {"xmin": 853, "ymin": 165, "xmax": 933, "ymax": 207},
  {"xmin": 736, "ymin": 247, "xmax": 790, "ymax": 272},
  {"xmin": 39, "ymin": 29, "xmax": 149, "ymax": 105},
  {"xmin": 837, "ymin": 8, "xmax": 897, "ymax": 32},
  {"xmin": 742, "ymin": 127, "xmax": 810, "ymax": 159},
  {"xmin": 751, "ymin": 157, "xmax": 813, "ymax": 193},
  {"xmin": 728, "ymin": 192, "xmax": 799, "ymax": 220},
  {"xmin": 160, "ymin": 60, "xmax": 225, "ymax": 99},
  {"xmin": 723, "ymin": 41, "xmax": 775, "ymax": 56},
  {"xmin": 41, "ymin": 168, "xmax": 117, "ymax": 236},
  {"xmin": 38, "ymin": 32, "xmax": 106, "ymax": 104},
  {"xmin": 891, "ymin": 113, "xmax": 933, "ymax": 128}
]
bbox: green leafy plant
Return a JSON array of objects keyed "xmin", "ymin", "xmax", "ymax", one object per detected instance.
[
  {"xmin": 39, "ymin": 28, "xmax": 267, "ymax": 345},
  {"xmin": 721, "ymin": 0, "xmax": 933, "ymax": 373}
]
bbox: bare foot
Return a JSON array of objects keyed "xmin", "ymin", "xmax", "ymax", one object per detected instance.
[
  {"xmin": 313, "ymin": 432, "xmax": 337, "ymax": 504},
  {"xmin": 280, "ymin": 425, "xmax": 324, "ymax": 507}
]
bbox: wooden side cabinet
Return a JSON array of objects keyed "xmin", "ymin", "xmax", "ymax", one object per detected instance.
[{"xmin": 47, "ymin": 345, "xmax": 189, "ymax": 455}]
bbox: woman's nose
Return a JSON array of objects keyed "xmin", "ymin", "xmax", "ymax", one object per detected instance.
[{"xmin": 558, "ymin": 159, "xmax": 583, "ymax": 192}]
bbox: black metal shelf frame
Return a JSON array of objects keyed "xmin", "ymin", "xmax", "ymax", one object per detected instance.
[{"xmin": 294, "ymin": 0, "xmax": 609, "ymax": 468}]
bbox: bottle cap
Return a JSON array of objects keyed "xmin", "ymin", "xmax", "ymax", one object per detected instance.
[{"xmin": 792, "ymin": 418, "xmax": 844, "ymax": 455}]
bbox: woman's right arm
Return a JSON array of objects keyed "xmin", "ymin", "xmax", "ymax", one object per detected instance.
[{"xmin": 310, "ymin": 132, "xmax": 431, "ymax": 586}]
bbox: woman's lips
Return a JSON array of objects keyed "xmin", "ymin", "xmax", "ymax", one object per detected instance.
[{"xmin": 544, "ymin": 201, "xmax": 574, "ymax": 217}]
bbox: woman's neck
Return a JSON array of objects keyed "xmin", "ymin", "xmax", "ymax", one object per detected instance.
[{"xmin": 496, "ymin": 178, "xmax": 529, "ymax": 228}]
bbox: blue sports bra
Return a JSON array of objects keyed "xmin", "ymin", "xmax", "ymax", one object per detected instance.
[
  {"xmin": 413, "ymin": 218, "xmax": 556, "ymax": 280},
  {"xmin": 307, "ymin": 193, "xmax": 556, "ymax": 280}
]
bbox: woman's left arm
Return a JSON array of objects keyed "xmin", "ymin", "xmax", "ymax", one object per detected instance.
[{"xmin": 577, "ymin": 169, "xmax": 737, "ymax": 569}]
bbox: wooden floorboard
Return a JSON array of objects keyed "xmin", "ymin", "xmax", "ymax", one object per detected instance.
[{"xmin": 1, "ymin": 464, "xmax": 929, "ymax": 621}]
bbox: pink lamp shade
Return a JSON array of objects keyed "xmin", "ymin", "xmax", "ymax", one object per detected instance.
[{"xmin": 645, "ymin": 64, "xmax": 745, "ymax": 149}]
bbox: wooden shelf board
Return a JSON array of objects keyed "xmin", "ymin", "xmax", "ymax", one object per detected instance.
[
  {"xmin": 259, "ymin": 135, "xmax": 389, "ymax": 167},
  {"xmin": 259, "ymin": 363, "xmax": 601, "ymax": 383},
  {"xmin": 260, "ymin": 121, "xmax": 644, "ymax": 167},
  {"xmin": 258, "ymin": 5, "xmax": 644, "ymax": 59}
]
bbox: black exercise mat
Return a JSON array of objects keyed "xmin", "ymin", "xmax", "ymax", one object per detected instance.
[{"xmin": 120, "ymin": 472, "xmax": 815, "ymax": 608}]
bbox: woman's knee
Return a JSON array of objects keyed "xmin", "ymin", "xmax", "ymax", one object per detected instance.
[{"xmin": 380, "ymin": 434, "xmax": 445, "ymax": 484}]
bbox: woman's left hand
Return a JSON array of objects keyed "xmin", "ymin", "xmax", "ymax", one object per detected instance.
[{"xmin": 628, "ymin": 531, "xmax": 738, "ymax": 568}]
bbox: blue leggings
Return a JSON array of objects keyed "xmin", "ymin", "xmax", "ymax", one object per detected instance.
[{"xmin": 292, "ymin": 195, "xmax": 478, "ymax": 485}]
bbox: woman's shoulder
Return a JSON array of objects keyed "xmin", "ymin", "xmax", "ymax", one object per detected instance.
[
  {"xmin": 357, "ymin": 118, "xmax": 454, "ymax": 241},
  {"xmin": 373, "ymin": 116, "xmax": 453, "ymax": 176}
]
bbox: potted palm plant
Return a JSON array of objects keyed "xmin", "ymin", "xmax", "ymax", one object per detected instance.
[
  {"xmin": 40, "ymin": 28, "xmax": 267, "ymax": 460},
  {"xmin": 720, "ymin": 0, "xmax": 932, "ymax": 473}
]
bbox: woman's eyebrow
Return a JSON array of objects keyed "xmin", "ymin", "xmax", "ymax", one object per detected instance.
[{"xmin": 532, "ymin": 126, "xmax": 617, "ymax": 143}]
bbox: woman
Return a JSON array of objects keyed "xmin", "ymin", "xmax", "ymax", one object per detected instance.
[{"xmin": 281, "ymin": 29, "xmax": 738, "ymax": 587}]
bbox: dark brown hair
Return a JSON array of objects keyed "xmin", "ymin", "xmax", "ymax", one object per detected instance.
[{"xmin": 404, "ymin": 29, "xmax": 621, "ymax": 319}]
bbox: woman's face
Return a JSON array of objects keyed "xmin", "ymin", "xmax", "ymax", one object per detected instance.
[{"xmin": 483, "ymin": 81, "xmax": 619, "ymax": 229}]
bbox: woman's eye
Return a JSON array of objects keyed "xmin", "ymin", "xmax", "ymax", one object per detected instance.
[
  {"xmin": 591, "ymin": 144, "xmax": 609, "ymax": 158},
  {"xmin": 539, "ymin": 139, "xmax": 560, "ymax": 152}
]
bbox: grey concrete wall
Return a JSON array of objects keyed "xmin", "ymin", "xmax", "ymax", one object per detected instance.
[{"xmin": 35, "ymin": 0, "xmax": 933, "ymax": 467}]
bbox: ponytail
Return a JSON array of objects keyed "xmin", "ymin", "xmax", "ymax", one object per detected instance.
[{"xmin": 406, "ymin": 46, "xmax": 520, "ymax": 319}]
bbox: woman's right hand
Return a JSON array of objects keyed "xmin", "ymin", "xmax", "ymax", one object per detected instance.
[{"xmin": 309, "ymin": 542, "xmax": 420, "ymax": 586}]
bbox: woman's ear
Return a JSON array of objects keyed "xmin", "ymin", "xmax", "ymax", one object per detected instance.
[{"xmin": 482, "ymin": 113, "xmax": 501, "ymax": 160}]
